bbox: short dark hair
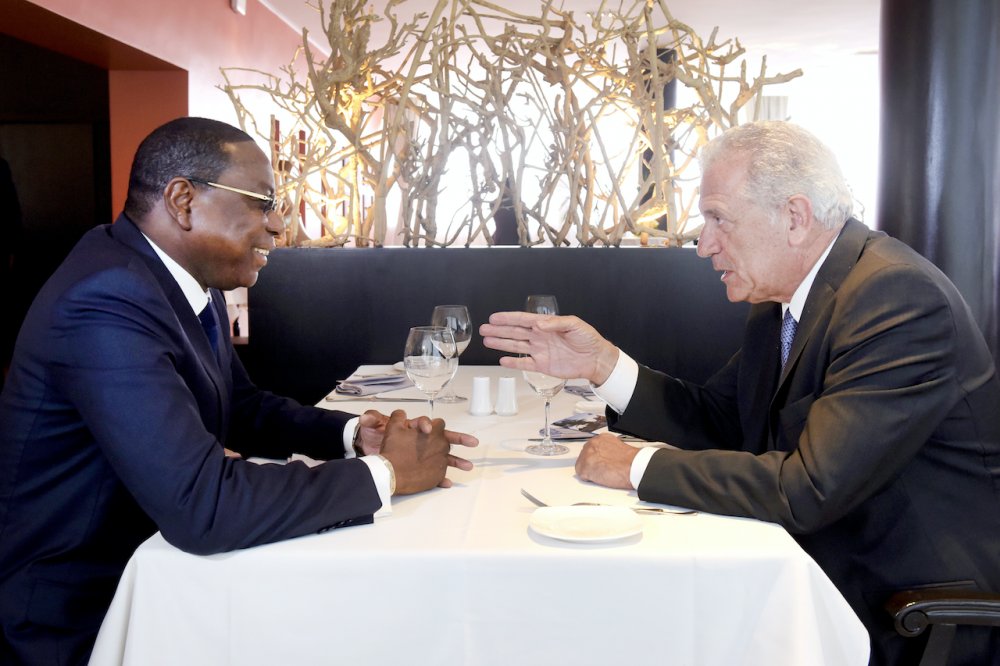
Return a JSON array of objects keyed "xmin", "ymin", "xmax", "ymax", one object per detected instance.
[{"xmin": 124, "ymin": 117, "xmax": 256, "ymax": 220}]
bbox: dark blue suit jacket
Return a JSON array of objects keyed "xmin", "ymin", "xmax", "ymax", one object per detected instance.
[{"xmin": 0, "ymin": 215, "xmax": 381, "ymax": 664}]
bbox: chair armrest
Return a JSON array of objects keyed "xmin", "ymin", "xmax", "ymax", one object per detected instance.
[{"xmin": 887, "ymin": 588, "xmax": 1000, "ymax": 637}]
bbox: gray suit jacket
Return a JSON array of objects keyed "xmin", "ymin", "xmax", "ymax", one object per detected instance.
[{"xmin": 609, "ymin": 219, "xmax": 1000, "ymax": 665}]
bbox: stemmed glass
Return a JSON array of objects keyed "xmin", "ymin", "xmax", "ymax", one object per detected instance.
[
  {"xmin": 403, "ymin": 326, "xmax": 458, "ymax": 418},
  {"xmin": 522, "ymin": 294, "xmax": 568, "ymax": 456},
  {"xmin": 430, "ymin": 305, "xmax": 471, "ymax": 403}
]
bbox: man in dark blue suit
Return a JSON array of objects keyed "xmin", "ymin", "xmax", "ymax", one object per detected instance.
[
  {"xmin": 481, "ymin": 122, "xmax": 1000, "ymax": 665},
  {"xmin": 0, "ymin": 117, "xmax": 477, "ymax": 665}
]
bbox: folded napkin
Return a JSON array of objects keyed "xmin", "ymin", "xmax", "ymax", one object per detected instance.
[
  {"xmin": 564, "ymin": 383, "xmax": 598, "ymax": 399},
  {"xmin": 335, "ymin": 373, "xmax": 414, "ymax": 396},
  {"xmin": 543, "ymin": 412, "xmax": 608, "ymax": 439}
]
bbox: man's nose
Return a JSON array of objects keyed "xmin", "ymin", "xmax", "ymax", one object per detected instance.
[
  {"xmin": 696, "ymin": 220, "xmax": 718, "ymax": 258},
  {"xmin": 265, "ymin": 209, "xmax": 283, "ymax": 235}
]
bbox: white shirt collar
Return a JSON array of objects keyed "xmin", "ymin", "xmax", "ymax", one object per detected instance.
[
  {"xmin": 141, "ymin": 232, "xmax": 210, "ymax": 314},
  {"xmin": 782, "ymin": 237, "xmax": 837, "ymax": 322}
]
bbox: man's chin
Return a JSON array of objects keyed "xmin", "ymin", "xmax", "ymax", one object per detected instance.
[
  {"xmin": 724, "ymin": 285, "xmax": 747, "ymax": 303},
  {"xmin": 213, "ymin": 272, "xmax": 258, "ymax": 291},
  {"xmin": 241, "ymin": 270, "xmax": 260, "ymax": 289}
]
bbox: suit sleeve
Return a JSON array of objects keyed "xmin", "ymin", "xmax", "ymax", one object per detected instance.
[
  {"xmin": 53, "ymin": 269, "xmax": 381, "ymax": 555},
  {"xmin": 226, "ymin": 352, "xmax": 354, "ymax": 461},
  {"xmin": 607, "ymin": 354, "xmax": 744, "ymax": 450},
  {"xmin": 635, "ymin": 263, "xmax": 965, "ymax": 533}
]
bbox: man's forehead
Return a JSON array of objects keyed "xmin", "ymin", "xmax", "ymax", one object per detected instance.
[
  {"xmin": 701, "ymin": 155, "xmax": 751, "ymax": 194},
  {"xmin": 221, "ymin": 141, "xmax": 274, "ymax": 187}
]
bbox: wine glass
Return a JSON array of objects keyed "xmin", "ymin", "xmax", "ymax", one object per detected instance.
[
  {"xmin": 524, "ymin": 294, "xmax": 559, "ymax": 315},
  {"xmin": 430, "ymin": 305, "xmax": 471, "ymax": 403},
  {"xmin": 403, "ymin": 326, "xmax": 458, "ymax": 418},
  {"xmin": 522, "ymin": 295, "xmax": 568, "ymax": 455}
]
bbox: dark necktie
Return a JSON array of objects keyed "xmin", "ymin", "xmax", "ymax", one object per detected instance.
[
  {"xmin": 779, "ymin": 309, "xmax": 798, "ymax": 370},
  {"xmin": 198, "ymin": 301, "xmax": 221, "ymax": 363}
]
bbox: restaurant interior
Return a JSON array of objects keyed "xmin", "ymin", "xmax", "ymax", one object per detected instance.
[{"xmin": 1, "ymin": 1, "xmax": 998, "ymax": 664}]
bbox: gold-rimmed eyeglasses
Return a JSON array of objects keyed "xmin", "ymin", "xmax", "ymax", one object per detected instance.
[{"xmin": 185, "ymin": 177, "xmax": 278, "ymax": 215}]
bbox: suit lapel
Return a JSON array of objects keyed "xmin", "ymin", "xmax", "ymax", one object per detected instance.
[
  {"xmin": 775, "ymin": 218, "xmax": 872, "ymax": 393},
  {"xmin": 110, "ymin": 216, "xmax": 230, "ymax": 433}
]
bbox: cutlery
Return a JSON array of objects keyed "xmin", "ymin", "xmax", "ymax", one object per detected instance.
[
  {"xmin": 526, "ymin": 436, "xmax": 647, "ymax": 443},
  {"xmin": 520, "ymin": 488, "xmax": 697, "ymax": 515},
  {"xmin": 324, "ymin": 395, "xmax": 427, "ymax": 403}
]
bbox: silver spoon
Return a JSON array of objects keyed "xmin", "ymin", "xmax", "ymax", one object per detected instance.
[{"xmin": 520, "ymin": 488, "xmax": 696, "ymax": 515}]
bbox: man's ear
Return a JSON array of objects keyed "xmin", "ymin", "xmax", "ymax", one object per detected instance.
[
  {"xmin": 163, "ymin": 178, "xmax": 196, "ymax": 231},
  {"xmin": 785, "ymin": 194, "xmax": 815, "ymax": 247}
]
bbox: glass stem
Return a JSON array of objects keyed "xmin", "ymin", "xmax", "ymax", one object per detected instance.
[
  {"xmin": 429, "ymin": 398, "xmax": 435, "ymax": 419},
  {"xmin": 543, "ymin": 398, "xmax": 551, "ymax": 444}
]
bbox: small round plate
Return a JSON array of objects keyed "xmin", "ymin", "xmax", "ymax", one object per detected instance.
[{"xmin": 528, "ymin": 505, "xmax": 642, "ymax": 543}]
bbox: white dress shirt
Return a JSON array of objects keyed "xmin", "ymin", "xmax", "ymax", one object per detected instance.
[
  {"xmin": 141, "ymin": 232, "xmax": 391, "ymax": 510},
  {"xmin": 593, "ymin": 238, "xmax": 837, "ymax": 489}
]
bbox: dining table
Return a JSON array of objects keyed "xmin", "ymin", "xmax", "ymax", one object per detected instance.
[{"xmin": 90, "ymin": 365, "xmax": 870, "ymax": 665}]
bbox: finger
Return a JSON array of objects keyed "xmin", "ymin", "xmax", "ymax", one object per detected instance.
[
  {"xmin": 444, "ymin": 430, "xmax": 479, "ymax": 447},
  {"xmin": 495, "ymin": 354, "xmax": 538, "ymax": 371},
  {"xmin": 437, "ymin": 477, "xmax": 453, "ymax": 489},
  {"xmin": 574, "ymin": 449, "xmax": 593, "ymax": 480},
  {"xmin": 387, "ymin": 409, "xmax": 408, "ymax": 425},
  {"xmin": 480, "ymin": 336, "xmax": 517, "ymax": 354},
  {"xmin": 482, "ymin": 338, "xmax": 533, "ymax": 356},
  {"xmin": 533, "ymin": 314, "xmax": 578, "ymax": 333},
  {"xmin": 405, "ymin": 415, "xmax": 433, "ymax": 432},
  {"xmin": 447, "ymin": 454, "xmax": 474, "ymax": 471},
  {"xmin": 421, "ymin": 417, "xmax": 445, "ymax": 435},
  {"xmin": 486, "ymin": 311, "xmax": 542, "ymax": 326},
  {"xmin": 479, "ymin": 321, "xmax": 534, "ymax": 340},
  {"xmin": 359, "ymin": 409, "xmax": 388, "ymax": 428}
]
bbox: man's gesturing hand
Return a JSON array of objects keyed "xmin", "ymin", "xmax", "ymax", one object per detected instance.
[{"xmin": 479, "ymin": 312, "xmax": 619, "ymax": 386}]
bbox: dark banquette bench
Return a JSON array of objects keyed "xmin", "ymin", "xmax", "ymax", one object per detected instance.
[{"xmin": 243, "ymin": 247, "xmax": 751, "ymax": 405}]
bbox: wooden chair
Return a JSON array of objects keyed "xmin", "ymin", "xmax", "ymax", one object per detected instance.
[{"xmin": 886, "ymin": 588, "xmax": 1000, "ymax": 665}]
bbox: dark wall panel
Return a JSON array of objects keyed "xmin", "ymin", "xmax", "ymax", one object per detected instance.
[{"xmin": 246, "ymin": 248, "xmax": 750, "ymax": 404}]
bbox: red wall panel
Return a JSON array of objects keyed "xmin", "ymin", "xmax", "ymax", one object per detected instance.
[{"xmin": 8, "ymin": 0, "xmax": 308, "ymax": 217}]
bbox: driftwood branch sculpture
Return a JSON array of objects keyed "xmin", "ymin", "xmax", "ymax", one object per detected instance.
[{"xmin": 222, "ymin": 0, "xmax": 801, "ymax": 247}]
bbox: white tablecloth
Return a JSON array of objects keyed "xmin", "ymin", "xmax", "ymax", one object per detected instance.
[{"xmin": 91, "ymin": 366, "xmax": 870, "ymax": 665}]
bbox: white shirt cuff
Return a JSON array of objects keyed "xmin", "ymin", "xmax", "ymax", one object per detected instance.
[
  {"xmin": 359, "ymin": 455, "xmax": 393, "ymax": 517},
  {"xmin": 342, "ymin": 417, "xmax": 360, "ymax": 458},
  {"xmin": 629, "ymin": 446, "xmax": 657, "ymax": 490},
  {"xmin": 592, "ymin": 351, "xmax": 639, "ymax": 414}
]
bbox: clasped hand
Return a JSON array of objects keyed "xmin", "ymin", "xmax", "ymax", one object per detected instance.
[{"xmin": 357, "ymin": 410, "xmax": 478, "ymax": 495}]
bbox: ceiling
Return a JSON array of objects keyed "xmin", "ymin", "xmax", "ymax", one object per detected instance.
[{"xmin": 259, "ymin": 0, "xmax": 881, "ymax": 70}]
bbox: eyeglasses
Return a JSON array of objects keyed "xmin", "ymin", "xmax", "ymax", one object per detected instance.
[{"xmin": 185, "ymin": 177, "xmax": 279, "ymax": 215}]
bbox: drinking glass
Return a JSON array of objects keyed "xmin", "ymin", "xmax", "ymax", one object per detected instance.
[
  {"xmin": 522, "ymin": 295, "xmax": 568, "ymax": 455},
  {"xmin": 431, "ymin": 305, "xmax": 471, "ymax": 403},
  {"xmin": 524, "ymin": 294, "xmax": 559, "ymax": 315},
  {"xmin": 403, "ymin": 326, "xmax": 458, "ymax": 418}
]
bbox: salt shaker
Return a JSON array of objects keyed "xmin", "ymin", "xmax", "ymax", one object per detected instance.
[
  {"xmin": 494, "ymin": 376, "xmax": 518, "ymax": 416},
  {"xmin": 469, "ymin": 376, "xmax": 493, "ymax": 416}
]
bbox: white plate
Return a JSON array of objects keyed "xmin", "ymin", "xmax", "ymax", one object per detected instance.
[{"xmin": 528, "ymin": 505, "xmax": 642, "ymax": 543}]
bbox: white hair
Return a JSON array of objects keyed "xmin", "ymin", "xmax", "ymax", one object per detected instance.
[{"xmin": 700, "ymin": 121, "xmax": 853, "ymax": 230}]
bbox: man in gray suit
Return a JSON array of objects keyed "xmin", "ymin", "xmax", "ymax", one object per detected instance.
[{"xmin": 480, "ymin": 121, "xmax": 1000, "ymax": 665}]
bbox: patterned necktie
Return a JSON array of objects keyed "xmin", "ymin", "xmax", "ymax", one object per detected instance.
[
  {"xmin": 198, "ymin": 302, "xmax": 221, "ymax": 363},
  {"xmin": 780, "ymin": 309, "xmax": 798, "ymax": 370}
]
